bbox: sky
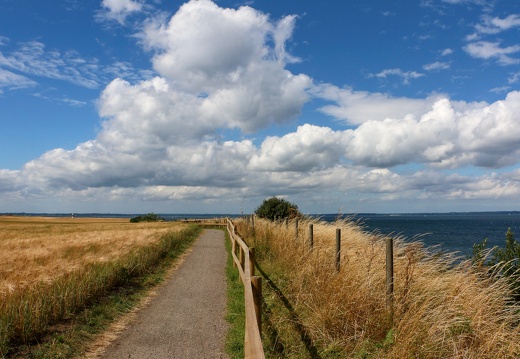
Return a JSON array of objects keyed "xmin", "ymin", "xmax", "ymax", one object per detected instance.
[{"xmin": 1, "ymin": 0, "xmax": 520, "ymax": 215}]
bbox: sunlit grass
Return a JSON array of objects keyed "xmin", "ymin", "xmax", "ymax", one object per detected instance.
[
  {"xmin": 0, "ymin": 216, "xmax": 199, "ymax": 357},
  {"xmin": 0, "ymin": 217, "xmax": 177, "ymax": 295},
  {"xmin": 237, "ymin": 217, "xmax": 520, "ymax": 358}
]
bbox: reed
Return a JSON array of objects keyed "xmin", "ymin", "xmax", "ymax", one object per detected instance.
[
  {"xmin": 0, "ymin": 216, "xmax": 199, "ymax": 357},
  {"xmin": 237, "ymin": 217, "xmax": 520, "ymax": 358}
]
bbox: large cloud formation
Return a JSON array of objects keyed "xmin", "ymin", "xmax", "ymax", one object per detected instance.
[
  {"xmin": 328, "ymin": 91, "xmax": 520, "ymax": 168},
  {"xmin": 1, "ymin": 0, "xmax": 520, "ymax": 212},
  {"xmin": 1, "ymin": 1, "xmax": 310, "ymax": 199}
]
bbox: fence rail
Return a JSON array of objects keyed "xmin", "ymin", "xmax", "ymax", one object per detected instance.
[
  {"xmin": 226, "ymin": 218, "xmax": 265, "ymax": 359},
  {"xmin": 181, "ymin": 218, "xmax": 227, "ymax": 226}
]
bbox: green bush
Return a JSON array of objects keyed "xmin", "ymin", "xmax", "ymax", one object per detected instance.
[
  {"xmin": 254, "ymin": 197, "xmax": 299, "ymax": 221},
  {"xmin": 130, "ymin": 213, "xmax": 164, "ymax": 223},
  {"xmin": 472, "ymin": 228, "xmax": 520, "ymax": 300}
]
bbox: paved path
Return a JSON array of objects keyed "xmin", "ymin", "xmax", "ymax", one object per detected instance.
[{"xmin": 100, "ymin": 229, "xmax": 229, "ymax": 359}]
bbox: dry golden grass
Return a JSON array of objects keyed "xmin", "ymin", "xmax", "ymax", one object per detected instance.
[
  {"xmin": 237, "ymin": 217, "xmax": 520, "ymax": 358},
  {"xmin": 0, "ymin": 216, "xmax": 182, "ymax": 296},
  {"xmin": 0, "ymin": 215, "xmax": 197, "ymax": 356}
]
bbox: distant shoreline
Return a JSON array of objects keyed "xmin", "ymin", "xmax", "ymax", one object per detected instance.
[
  {"xmin": 2, "ymin": 211, "xmax": 519, "ymax": 257},
  {"xmin": 2, "ymin": 210, "xmax": 519, "ymax": 218}
]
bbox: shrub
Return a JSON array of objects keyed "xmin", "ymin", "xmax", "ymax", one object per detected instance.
[
  {"xmin": 472, "ymin": 228, "xmax": 520, "ymax": 300},
  {"xmin": 254, "ymin": 197, "xmax": 299, "ymax": 221},
  {"xmin": 130, "ymin": 213, "xmax": 164, "ymax": 223}
]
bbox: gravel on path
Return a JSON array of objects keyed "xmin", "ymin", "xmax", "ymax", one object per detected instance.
[{"xmin": 99, "ymin": 229, "xmax": 229, "ymax": 359}]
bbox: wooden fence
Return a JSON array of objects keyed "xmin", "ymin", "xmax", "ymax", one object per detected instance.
[
  {"xmin": 303, "ymin": 218, "xmax": 395, "ymax": 314},
  {"xmin": 186, "ymin": 216, "xmax": 394, "ymax": 354},
  {"xmin": 181, "ymin": 217, "xmax": 264, "ymax": 357},
  {"xmin": 181, "ymin": 217, "xmax": 227, "ymax": 226},
  {"xmin": 248, "ymin": 216, "xmax": 395, "ymax": 319},
  {"xmin": 226, "ymin": 218, "xmax": 265, "ymax": 359}
]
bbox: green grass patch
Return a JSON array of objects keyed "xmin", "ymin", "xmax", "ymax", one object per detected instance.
[
  {"xmin": 2, "ymin": 225, "xmax": 201, "ymax": 358},
  {"xmin": 224, "ymin": 229, "xmax": 246, "ymax": 359}
]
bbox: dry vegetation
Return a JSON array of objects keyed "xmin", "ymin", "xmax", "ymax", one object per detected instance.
[
  {"xmin": 0, "ymin": 216, "xmax": 181, "ymax": 298},
  {"xmin": 0, "ymin": 216, "xmax": 197, "ymax": 357},
  {"xmin": 236, "ymin": 217, "xmax": 520, "ymax": 358},
  {"xmin": 0, "ymin": 216, "xmax": 180, "ymax": 295}
]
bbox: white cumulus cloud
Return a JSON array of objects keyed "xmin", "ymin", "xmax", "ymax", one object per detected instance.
[
  {"xmin": 99, "ymin": 0, "xmax": 143, "ymax": 24},
  {"xmin": 7, "ymin": 0, "xmax": 309, "ymax": 195},
  {"xmin": 342, "ymin": 93, "xmax": 520, "ymax": 168},
  {"xmin": 139, "ymin": 0, "xmax": 311, "ymax": 132},
  {"xmin": 2, "ymin": 0, "xmax": 520, "ymax": 213},
  {"xmin": 475, "ymin": 14, "xmax": 520, "ymax": 34},
  {"xmin": 312, "ymin": 84, "xmax": 445, "ymax": 124},
  {"xmin": 464, "ymin": 41, "xmax": 520, "ymax": 65},
  {"xmin": 249, "ymin": 124, "xmax": 347, "ymax": 172}
]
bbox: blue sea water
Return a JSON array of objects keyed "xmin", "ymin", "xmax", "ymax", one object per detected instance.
[{"xmin": 320, "ymin": 212, "xmax": 520, "ymax": 258}]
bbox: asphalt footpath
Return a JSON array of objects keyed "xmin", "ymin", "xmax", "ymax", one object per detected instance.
[{"xmin": 100, "ymin": 229, "xmax": 229, "ymax": 359}]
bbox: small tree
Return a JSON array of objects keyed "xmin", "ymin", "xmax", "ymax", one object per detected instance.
[{"xmin": 254, "ymin": 197, "xmax": 299, "ymax": 221}]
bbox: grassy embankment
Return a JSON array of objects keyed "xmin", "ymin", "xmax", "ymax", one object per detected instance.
[
  {"xmin": 236, "ymin": 217, "xmax": 520, "ymax": 358},
  {"xmin": 0, "ymin": 216, "xmax": 200, "ymax": 358}
]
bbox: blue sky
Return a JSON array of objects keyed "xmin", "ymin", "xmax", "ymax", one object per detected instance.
[{"xmin": 1, "ymin": 0, "xmax": 520, "ymax": 214}]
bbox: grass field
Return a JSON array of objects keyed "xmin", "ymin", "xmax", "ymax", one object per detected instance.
[
  {"xmin": 236, "ymin": 217, "xmax": 520, "ymax": 358},
  {"xmin": 0, "ymin": 216, "xmax": 182, "ymax": 296},
  {"xmin": 0, "ymin": 216, "xmax": 199, "ymax": 357}
]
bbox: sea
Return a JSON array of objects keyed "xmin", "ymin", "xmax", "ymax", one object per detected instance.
[
  {"xmin": 320, "ymin": 212, "xmax": 520, "ymax": 258},
  {"xmin": 5, "ymin": 211, "xmax": 520, "ymax": 258}
]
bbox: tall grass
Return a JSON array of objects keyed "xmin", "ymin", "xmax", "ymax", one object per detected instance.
[
  {"xmin": 237, "ymin": 217, "xmax": 520, "ymax": 358},
  {"xmin": 0, "ymin": 217, "xmax": 176, "ymax": 294},
  {"xmin": 0, "ymin": 218, "xmax": 200, "ymax": 357}
]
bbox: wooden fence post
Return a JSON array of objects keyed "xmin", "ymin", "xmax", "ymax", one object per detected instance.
[
  {"xmin": 386, "ymin": 236, "xmax": 394, "ymax": 318},
  {"xmin": 336, "ymin": 228, "xmax": 341, "ymax": 272},
  {"xmin": 251, "ymin": 276, "xmax": 262, "ymax": 337},
  {"xmin": 285, "ymin": 218, "xmax": 288, "ymax": 229},
  {"xmin": 308, "ymin": 223, "xmax": 314, "ymax": 250},
  {"xmin": 295, "ymin": 219, "xmax": 299, "ymax": 240},
  {"xmin": 239, "ymin": 246, "xmax": 244, "ymax": 270},
  {"xmin": 232, "ymin": 236, "xmax": 237, "ymax": 268},
  {"xmin": 249, "ymin": 247, "xmax": 256, "ymax": 277}
]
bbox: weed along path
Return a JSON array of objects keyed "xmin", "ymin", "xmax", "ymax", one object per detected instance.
[{"xmin": 97, "ymin": 229, "xmax": 229, "ymax": 359}]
